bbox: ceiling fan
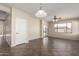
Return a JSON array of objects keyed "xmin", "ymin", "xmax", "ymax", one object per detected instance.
[{"xmin": 52, "ymin": 15, "xmax": 61, "ymax": 22}]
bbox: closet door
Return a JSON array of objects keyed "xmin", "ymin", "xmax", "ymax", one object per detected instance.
[{"xmin": 15, "ymin": 18, "xmax": 27, "ymax": 45}]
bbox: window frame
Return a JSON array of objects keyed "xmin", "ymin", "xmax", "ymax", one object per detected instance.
[{"xmin": 54, "ymin": 22, "xmax": 72, "ymax": 33}]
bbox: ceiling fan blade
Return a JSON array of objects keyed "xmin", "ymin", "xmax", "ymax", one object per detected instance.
[{"xmin": 58, "ymin": 17, "xmax": 61, "ymax": 19}]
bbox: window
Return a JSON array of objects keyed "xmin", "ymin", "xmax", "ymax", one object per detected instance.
[
  {"xmin": 66, "ymin": 23, "xmax": 72, "ymax": 32},
  {"xmin": 54, "ymin": 22, "xmax": 72, "ymax": 33}
]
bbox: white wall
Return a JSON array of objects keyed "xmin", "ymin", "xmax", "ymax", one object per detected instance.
[
  {"xmin": 48, "ymin": 20, "xmax": 79, "ymax": 40},
  {"xmin": 11, "ymin": 7, "xmax": 40, "ymax": 47}
]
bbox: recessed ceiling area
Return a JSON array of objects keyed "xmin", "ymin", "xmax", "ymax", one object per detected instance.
[{"xmin": 3, "ymin": 3, "xmax": 79, "ymax": 21}]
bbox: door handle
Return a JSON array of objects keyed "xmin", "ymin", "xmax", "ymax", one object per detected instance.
[{"xmin": 16, "ymin": 33, "xmax": 20, "ymax": 34}]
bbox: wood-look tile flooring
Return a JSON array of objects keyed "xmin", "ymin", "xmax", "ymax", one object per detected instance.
[{"xmin": 1, "ymin": 37, "xmax": 79, "ymax": 56}]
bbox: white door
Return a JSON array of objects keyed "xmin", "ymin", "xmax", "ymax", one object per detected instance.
[{"xmin": 15, "ymin": 18, "xmax": 27, "ymax": 45}]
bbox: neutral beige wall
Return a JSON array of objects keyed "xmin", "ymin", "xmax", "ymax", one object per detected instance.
[
  {"xmin": 11, "ymin": 7, "xmax": 40, "ymax": 47},
  {"xmin": 27, "ymin": 13, "xmax": 40, "ymax": 40},
  {"xmin": 48, "ymin": 20, "xmax": 79, "ymax": 40}
]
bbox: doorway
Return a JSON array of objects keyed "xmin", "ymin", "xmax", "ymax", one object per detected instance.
[{"xmin": 0, "ymin": 10, "xmax": 9, "ymax": 48}]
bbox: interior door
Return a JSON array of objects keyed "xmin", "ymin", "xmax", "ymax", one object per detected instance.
[{"xmin": 15, "ymin": 18, "xmax": 27, "ymax": 45}]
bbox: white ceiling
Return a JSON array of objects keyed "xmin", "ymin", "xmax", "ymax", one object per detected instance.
[{"xmin": 3, "ymin": 3, "xmax": 79, "ymax": 21}]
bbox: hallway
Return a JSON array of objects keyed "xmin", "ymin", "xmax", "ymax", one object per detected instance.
[{"xmin": 0, "ymin": 37, "xmax": 79, "ymax": 56}]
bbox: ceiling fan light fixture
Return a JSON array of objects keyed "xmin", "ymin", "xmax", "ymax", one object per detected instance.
[{"xmin": 52, "ymin": 15, "xmax": 61, "ymax": 22}]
